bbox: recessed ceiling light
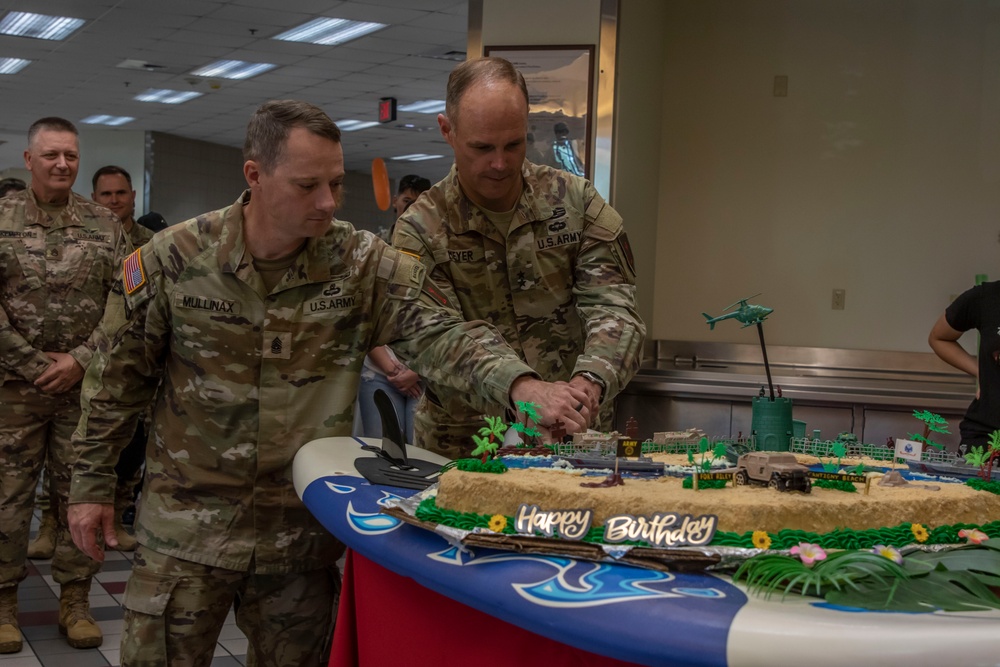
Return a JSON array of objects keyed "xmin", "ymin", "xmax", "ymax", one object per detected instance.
[
  {"xmin": 134, "ymin": 89, "xmax": 202, "ymax": 105},
  {"xmin": 398, "ymin": 100, "xmax": 446, "ymax": 114},
  {"xmin": 337, "ymin": 119, "xmax": 379, "ymax": 132},
  {"xmin": 191, "ymin": 60, "xmax": 277, "ymax": 80},
  {"xmin": 81, "ymin": 115, "xmax": 134, "ymax": 127},
  {"xmin": 390, "ymin": 154, "xmax": 445, "ymax": 162},
  {"xmin": 0, "ymin": 12, "xmax": 84, "ymax": 41},
  {"xmin": 0, "ymin": 57, "xmax": 30, "ymax": 74},
  {"xmin": 273, "ymin": 18, "xmax": 386, "ymax": 46}
]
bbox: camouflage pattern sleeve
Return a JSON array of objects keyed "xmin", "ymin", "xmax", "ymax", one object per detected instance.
[
  {"xmin": 0, "ymin": 303, "xmax": 52, "ymax": 381},
  {"xmin": 570, "ymin": 184, "xmax": 646, "ymax": 400},
  {"xmin": 71, "ymin": 244, "xmax": 164, "ymax": 504},
  {"xmin": 66, "ymin": 226, "xmax": 134, "ymax": 372},
  {"xmin": 371, "ymin": 248, "xmax": 536, "ymax": 410},
  {"xmin": 391, "ymin": 217, "xmax": 464, "ymax": 315}
]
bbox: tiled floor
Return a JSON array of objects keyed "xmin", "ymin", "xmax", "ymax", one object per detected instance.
[{"xmin": 0, "ymin": 512, "xmax": 249, "ymax": 667}]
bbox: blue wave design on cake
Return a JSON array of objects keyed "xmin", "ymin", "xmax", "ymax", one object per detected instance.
[
  {"xmin": 454, "ymin": 553, "xmax": 726, "ymax": 608},
  {"xmin": 324, "ymin": 481, "xmax": 356, "ymax": 494}
]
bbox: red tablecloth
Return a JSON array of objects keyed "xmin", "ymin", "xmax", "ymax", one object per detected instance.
[{"xmin": 331, "ymin": 550, "xmax": 643, "ymax": 667}]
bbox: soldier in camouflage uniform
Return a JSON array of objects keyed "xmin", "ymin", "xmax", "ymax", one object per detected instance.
[
  {"xmin": 394, "ymin": 57, "xmax": 646, "ymax": 458},
  {"xmin": 68, "ymin": 100, "xmax": 587, "ymax": 667},
  {"xmin": 28, "ymin": 164, "xmax": 156, "ymax": 562},
  {"xmin": 0, "ymin": 118, "xmax": 127, "ymax": 653},
  {"xmin": 92, "ymin": 165, "xmax": 154, "ymax": 552}
]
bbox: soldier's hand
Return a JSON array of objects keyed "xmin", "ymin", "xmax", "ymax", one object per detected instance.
[
  {"xmin": 510, "ymin": 376, "xmax": 589, "ymax": 434},
  {"xmin": 68, "ymin": 503, "xmax": 117, "ymax": 562},
  {"xmin": 566, "ymin": 376, "xmax": 601, "ymax": 419},
  {"xmin": 34, "ymin": 352, "xmax": 85, "ymax": 394},
  {"xmin": 388, "ymin": 367, "xmax": 422, "ymax": 399}
]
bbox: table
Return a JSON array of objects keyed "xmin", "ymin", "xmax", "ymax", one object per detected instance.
[{"xmin": 294, "ymin": 437, "xmax": 1000, "ymax": 667}]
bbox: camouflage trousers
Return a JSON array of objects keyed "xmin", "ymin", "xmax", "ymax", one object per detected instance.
[
  {"xmin": 0, "ymin": 382, "xmax": 101, "ymax": 588},
  {"xmin": 122, "ymin": 546, "xmax": 339, "ymax": 667},
  {"xmin": 413, "ymin": 392, "xmax": 615, "ymax": 459}
]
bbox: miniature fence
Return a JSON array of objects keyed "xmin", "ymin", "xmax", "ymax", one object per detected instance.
[
  {"xmin": 641, "ymin": 437, "xmax": 755, "ymax": 455},
  {"xmin": 789, "ymin": 438, "xmax": 959, "ymax": 463}
]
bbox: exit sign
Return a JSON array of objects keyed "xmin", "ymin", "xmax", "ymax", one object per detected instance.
[{"xmin": 378, "ymin": 97, "xmax": 396, "ymax": 123}]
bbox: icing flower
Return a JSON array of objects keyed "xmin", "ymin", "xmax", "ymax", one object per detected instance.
[
  {"xmin": 958, "ymin": 528, "xmax": 989, "ymax": 545},
  {"xmin": 911, "ymin": 523, "xmax": 929, "ymax": 543},
  {"xmin": 488, "ymin": 514, "xmax": 507, "ymax": 533},
  {"xmin": 789, "ymin": 543, "xmax": 827, "ymax": 567},
  {"xmin": 751, "ymin": 530, "xmax": 772, "ymax": 550},
  {"xmin": 870, "ymin": 544, "xmax": 903, "ymax": 564}
]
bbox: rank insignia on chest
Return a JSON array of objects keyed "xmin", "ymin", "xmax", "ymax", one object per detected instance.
[
  {"xmin": 263, "ymin": 331, "xmax": 292, "ymax": 360},
  {"xmin": 123, "ymin": 248, "xmax": 146, "ymax": 294}
]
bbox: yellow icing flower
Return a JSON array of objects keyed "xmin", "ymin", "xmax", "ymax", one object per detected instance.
[
  {"xmin": 488, "ymin": 514, "xmax": 508, "ymax": 533},
  {"xmin": 911, "ymin": 523, "xmax": 929, "ymax": 543},
  {"xmin": 751, "ymin": 530, "xmax": 772, "ymax": 549}
]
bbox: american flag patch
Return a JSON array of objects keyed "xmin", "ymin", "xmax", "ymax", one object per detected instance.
[{"xmin": 123, "ymin": 249, "xmax": 146, "ymax": 294}]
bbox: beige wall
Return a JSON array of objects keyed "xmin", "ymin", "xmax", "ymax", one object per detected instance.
[{"xmin": 651, "ymin": 0, "xmax": 1000, "ymax": 353}]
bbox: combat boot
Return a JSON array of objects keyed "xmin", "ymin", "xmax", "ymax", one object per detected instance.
[
  {"xmin": 58, "ymin": 580, "xmax": 102, "ymax": 649},
  {"xmin": 27, "ymin": 508, "xmax": 56, "ymax": 560},
  {"xmin": 113, "ymin": 492, "xmax": 137, "ymax": 551},
  {"xmin": 0, "ymin": 587, "xmax": 22, "ymax": 654}
]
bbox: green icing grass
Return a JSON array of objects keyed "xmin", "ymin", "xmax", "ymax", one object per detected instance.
[{"xmin": 415, "ymin": 496, "xmax": 1000, "ymax": 550}]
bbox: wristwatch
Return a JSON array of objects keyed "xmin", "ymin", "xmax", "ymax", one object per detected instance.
[{"xmin": 575, "ymin": 371, "xmax": 606, "ymax": 400}]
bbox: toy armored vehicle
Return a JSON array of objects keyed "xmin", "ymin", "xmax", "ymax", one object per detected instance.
[{"xmin": 734, "ymin": 451, "xmax": 812, "ymax": 493}]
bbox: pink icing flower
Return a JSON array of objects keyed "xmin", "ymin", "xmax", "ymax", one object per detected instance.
[
  {"xmin": 958, "ymin": 528, "xmax": 989, "ymax": 545},
  {"xmin": 789, "ymin": 543, "xmax": 827, "ymax": 567},
  {"xmin": 871, "ymin": 544, "xmax": 903, "ymax": 564}
]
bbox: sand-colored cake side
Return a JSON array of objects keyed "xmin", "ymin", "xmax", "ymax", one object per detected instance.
[{"xmin": 434, "ymin": 467, "xmax": 1000, "ymax": 536}]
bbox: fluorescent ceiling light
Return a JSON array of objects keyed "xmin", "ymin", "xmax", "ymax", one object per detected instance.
[
  {"xmin": 398, "ymin": 100, "xmax": 446, "ymax": 114},
  {"xmin": 191, "ymin": 60, "xmax": 277, "ymax": 80},
  {"xmin": 134, "ymin": 89, "xmax": 202, "ymax": 104},
  {"xmin": 273, "ymin": 18, "xmax": 386, "ymax": 46},
  {"xmin": 391, "ymin": 154, "xmax": 445, "ymax": 162},
  {"xmin": 0, "ymin": 57, "xmax": 30, "ymax": 74},
  {"xmin": 0, "ymin": 12, "xmax": 84, "ymax": 40},
  {"xmin": 81, "ymin": 115, "xmax": 134, "ymax": 127},
  {"xmin": 337, "ymin": 119, "xmax": 379, "ymax": 132}
]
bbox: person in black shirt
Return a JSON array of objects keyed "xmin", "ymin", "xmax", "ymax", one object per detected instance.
[{"xmin": 928, "ymin": 281, "xmax": 1000, "ymax": 447}]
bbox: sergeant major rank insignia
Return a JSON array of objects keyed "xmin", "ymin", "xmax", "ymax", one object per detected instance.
[{"xmin": 123, "ymin": 248, "xmax": 145, "ymax": 294}]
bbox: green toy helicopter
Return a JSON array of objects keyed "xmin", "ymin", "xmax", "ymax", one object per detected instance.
[{"xmin": 702, "ymin": 294, "xmax": 773, "ymax": 330}]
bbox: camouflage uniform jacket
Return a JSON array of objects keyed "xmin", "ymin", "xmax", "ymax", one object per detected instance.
[
  {"xmin": 0, "ymin": 188, "xmax": 122, "ymax": 385},
  {"xmin": 127, "ymin": 219, "xmax": 155, "ymax": 247},
  {"xmin": 71, "ymin": 191, "xmax": 537, "ymax": 574},
  {"xmin": 393, "ymin": 163, "xmax": 645, "ymax": 426}
]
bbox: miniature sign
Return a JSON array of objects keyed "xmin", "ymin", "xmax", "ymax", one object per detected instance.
[
  {"xmin": 894, "ymin": 438, "xmax": 923, "ymax": 462},
  {"xmin": 807, "ymin": 471, "xmax": 867, "ymax": 484},
  {"xmin": 514, "ymin": 504, "xmax": 593, "ymax": 540},
  {"xmin": 603, "ymin": 512, "xmax": 719, "ymax": 548},
  {"xmin": 696, "ymin": 471, "xmax": 734, "ymax": 481},
  {"xmin": 617, "ymin": 438, "xmax": 641, "ymax": 458}
]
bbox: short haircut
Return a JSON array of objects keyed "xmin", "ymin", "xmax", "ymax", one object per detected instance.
[
  {"xmin": 244, "ymin": 100, "xmax": 341, "ymax": 174},
  {"xmin": 398, "ymin": 174, "xmax": 431, "ymax": 195},
  {"xmin": 0, "ymin": 177, "xmax": 27, "ymax": 197},
  {"xmin": 28, "ymin": 117, "xmax": 78, "ymax": 146},
  {"xmin": 445, "ymin": 57, "xmax": 529, "ymax": 128},
  {"xmin": 91, "ymin": 165, "xmax": 133, "ymax": 193}
]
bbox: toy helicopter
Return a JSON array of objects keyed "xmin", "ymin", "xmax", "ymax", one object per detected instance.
[{"xmin": 702, "ymin": 294, "xmax": 773, "ymax": 330}]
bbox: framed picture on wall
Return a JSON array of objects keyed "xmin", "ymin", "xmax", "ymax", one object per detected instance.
[{"xmin": 484, "ymin": 44, "xmax": 595, "ymax": 180}]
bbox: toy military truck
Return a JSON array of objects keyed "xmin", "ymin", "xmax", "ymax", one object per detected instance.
[{"xmin": 734, "ymin": 451, "xmax": 812, "ymax": 493}]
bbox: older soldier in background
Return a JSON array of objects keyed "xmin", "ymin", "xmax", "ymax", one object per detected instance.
[
  {"xmin": 68, "ymin": 99, "xmax": 587, "ymax": 667},
  {"xmin": 393, "ymin": 57, "xmax": 646, "ymax": 458},
  {"xmin": 0, "ymin": 118, "xmax": 125, "ymax": 652}
]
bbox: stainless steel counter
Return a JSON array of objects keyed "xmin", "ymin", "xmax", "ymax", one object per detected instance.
[{"xmin": 615, "ymin": 341, "xmax": 975, "ymax": 449}]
